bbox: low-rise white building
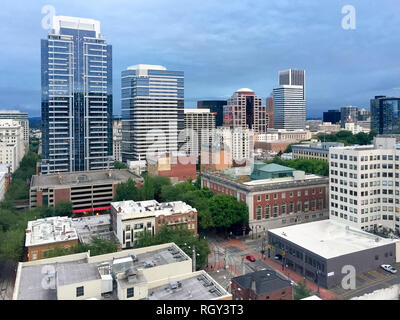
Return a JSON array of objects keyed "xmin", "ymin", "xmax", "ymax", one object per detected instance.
[
  {"xmin": 25, "ymin": 216, "xmax": 79, "ymax": 261},
  {"xmin": 111, "ymin": 200, "xmax": 198, "ymax": 249},
  {"xmin": 13, "ymin": 242, "xmax": 232, "ymax": 300}
]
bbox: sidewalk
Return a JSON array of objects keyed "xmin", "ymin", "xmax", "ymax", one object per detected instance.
[{"xmin": 208, "ymin": 237, "xmax": 342, "ymax": 300}]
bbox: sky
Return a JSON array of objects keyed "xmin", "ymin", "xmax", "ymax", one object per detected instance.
[{"xmin": 0, "ymin": 0, "xmax": 399, "ymax": 118}]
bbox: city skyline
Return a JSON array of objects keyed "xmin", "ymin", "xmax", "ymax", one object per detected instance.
[{"xmin": 0, "ymin": 0, "xmax": 399, "ymax": 118}]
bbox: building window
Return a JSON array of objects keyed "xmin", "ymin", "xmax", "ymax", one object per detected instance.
[
  {"xmin": 127, "ymin": 287, "xmax": 134, "ymax": 298},
  {"xmin": 76, "ymin": 286, "xmax": 84, "ymax": 297},
  {"xmin": 256, "ymin": 206, "xmax": 262, "ymax": 220},
  {"xmin": 265, "ymin": 205, "xmax": 270, "ymax": 219},
  {"xmin": 273, "ymin": 205, "xmax": 279, "ymax": 217}
]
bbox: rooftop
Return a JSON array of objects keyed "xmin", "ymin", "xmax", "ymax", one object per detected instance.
[
  {"xmin": 127, "ymin": 64, "xmax": 167, "ymax": 71},
  {"xmin": 148, "ymin": 272, "xmax": 229, "ymax": 300},
  {"xmin": 31, "ymin": 169, "xmax": 142, "ymax": 188},
  {"xmin": 269, "ymin": 220, "xmax": 397, "ymax": 259},
  {"xmin": 184, "ymin": 108, "xmax": 212, "ymax": 114},
  {"xmin": 211, "ymin": 163, "xmax": 321, "ymax": 186},
  {"xmin": 71, "ymin": 214, "xmax": 113, "ymax": 244},
  {"xmin": 232, "ymin": 269, "xmax": 292, "ymax": 295},
  {"xmin": 16, "ymin": 243, "xmax": 190, "ymax": 300},
  {"xmin": 25, "ymin": 216, "xmax": 78, "ymax": 247},
  {"xmin": 111, "ymin": 200, "xmax": 196, "ymax": 220}
]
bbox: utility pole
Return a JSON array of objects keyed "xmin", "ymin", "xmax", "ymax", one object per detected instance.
[{"xmin": 192, "ymin": 245, "xmax": 196, "ymax": 272}]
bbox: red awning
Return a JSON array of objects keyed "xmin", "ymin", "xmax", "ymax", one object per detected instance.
[{"xmin": 73, "ymin": 206, "xmax": 111, "ymax": 214}]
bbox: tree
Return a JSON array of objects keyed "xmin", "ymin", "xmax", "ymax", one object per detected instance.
[
  {"xmin": 114, "ymin": 178, "xmax": 140, "ymax": 201},
  {"xmin": 54, "ymin": 201, "xmax": 73, "ymax": 217},
  {"xmin": 294, "ymin": 280, "xmax": 314, "ymax": 300},
  {"xmin": 151, "ymin": 176, "xmax": 171, "ymax": 201},
  {"xmin": 194, "ymin": 174, "xmax": 202, "ymax": 189},
  {"xmin": 114, "ymin": 161, "xmax": 128, "ymax": 169},
  {"xmin": 139, "ymin": 175, "xmax": 156, "ymax": 200},
  {"xmin": 160, "ymin": 185, "xmax": 181, "ymax": 202},
  {"xmin": 208, "ymin": 194, "xmax": 248, "ymax": 233}
]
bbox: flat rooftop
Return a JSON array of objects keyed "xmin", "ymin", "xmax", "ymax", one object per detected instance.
[
  {"xmin": 111, "ymin": 200, "xmax": 196, "ymax": 220},
  {"xmin": 232, "ymin": 269, "xmax": 292, "ymax": 295},
  {"xmin": 25, "ymin": 216, "xmax": 78, "ymax": 247},
  {"xmin": 71, "ymin": 214, "xmax": 113, "ymax": 244},
  {"xmin": 31, "ymin": 169, "xmax": 142, "ymax": 188},
  {"xmin": 269, "ymin": 220, "xmax": 397, "ymax": 259},
  {"xmin": 148, "ymin": 272, "xmax": 228, "ymax": 300},
  {"xmin": 16, "ymin": 244, "xmax": 190, "ymax": 300},
  {"xmin": 208, "ymin": 165, "xmax": 323, "ymax": 186}
]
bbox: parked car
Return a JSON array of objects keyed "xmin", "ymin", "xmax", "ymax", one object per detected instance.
[
  {"xmin": 246, "ymin": 255, "xmax": 256, "ymax": 262},
  {"xmin": 380, "ymin": 264, "xmax": 397, "ymax": 274}
]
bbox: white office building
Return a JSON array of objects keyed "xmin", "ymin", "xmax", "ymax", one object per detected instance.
[
  {"xmin": 273, "ymin": 69, "xmax": 306, "ymax": 130},
  {"xmin": 329, "ymin": 137, "xmax": 400, "ymax": 233},
  {"xmin": 214, "ymin": 127, "xmax": 254, "ymax": 166},
  {"xmin": 0, "ymin": 110, "xmax": 29, "ymax": 151},
  {"xmin": 121, "ymin": 65, "xmax": 184, "ymax": 162},
  {"xmin": 184, "ymin": 108, "xmax": 215, "ymax": 160},
  {"xmin": 0, "ymin": 119, "xmax": 25, "ymax": 172}
]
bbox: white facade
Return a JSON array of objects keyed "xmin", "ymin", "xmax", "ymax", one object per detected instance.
[
  {"xmin": 113, "ymin": 120, "xmax": 122, "ymax": 162},
  {"xmin": 0, "ymin": 119, "xmax": 25, "ymax": 172},
  {"xmin": 184, "ymin": 108, "xmax": 216, "ymax": 159},
  {"xmin": 0, "ymin": 110, "xmax": 29, "ymax": 151},
  {"xmin": 216, "ymin": 127, "xmax": 254, "ymax": 166},
  {"xmin": 329, "ymin": 137, "xmax": 400, "ymax": 233},
  {"xmin": 273, "ymin": 85, "xmax": 306, "ymax": 130},
  {"xmin": 0, "ymin": 164, "xmax": 9, "ymax": 201}
]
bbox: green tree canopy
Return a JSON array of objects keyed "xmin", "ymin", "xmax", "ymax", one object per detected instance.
[
  {"xmin": 208, "ymin": 194, "xmax": 248, "ymax": 230},
  {"xmin": 114, "ymin": 178, "xmax": 140, "ymax": 202},
  {"xmin": 114, "ymin": 161, "xmax": 128, "ymax": 169}
]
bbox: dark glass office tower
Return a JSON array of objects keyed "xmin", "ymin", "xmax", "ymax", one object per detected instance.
[
  {"xmin": 371, "ymin": 96, "xmax": 400, "ymax": 134},
  {"xmin": 41, "ymin": 16, "xmax": 113, "ymax": 174},
  {"xmin": 197, "ymin": 100, "xmax": 227, "ymax": 127},
  {"xmin": 323, "ymin": 110, "xmax": 341, "ymax": 124}
]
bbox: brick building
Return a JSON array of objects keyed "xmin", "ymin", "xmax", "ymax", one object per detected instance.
[
  {"xmin": 25, "ymin": 216, "xmax": 79, "ymax": 261},
  {"xmin": 201, "ymin": 163, "xmax": 329, "ymax": 231},
  {"xmin": 111, "ymin": 200, "xmax": 198, "ymax": 249},
  {"xmin": 147, "ymin": 154, "xmax": 197, "ymax": 183},
  {"xmin": 231, "ymin": 269, "xmax": 293, "ymax": 300},
  {"xmin": 30, "ymin": 169, "xmax": 143, "ymax": 214}
]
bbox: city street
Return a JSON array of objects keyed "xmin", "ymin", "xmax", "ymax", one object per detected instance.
[{"xmin": 205, "ymin": 233, "xmax": 339, "ymax": 299}]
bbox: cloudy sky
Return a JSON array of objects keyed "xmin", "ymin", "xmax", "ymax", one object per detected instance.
[{"xmin": 0, "ymin": 0, "xmax": 399, "ymax": 117}]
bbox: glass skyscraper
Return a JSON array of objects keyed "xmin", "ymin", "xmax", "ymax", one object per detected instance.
[
  {"xmin": 41, "ymin": 16, "xmax": 113, "ymax": 174},
  {"xmin": 371, "ymin": 96, "xmax": 400, "ymax": 134},
  {"xmin": 121, "ymin": 65, "xmax": 184, "ymax": 161}
]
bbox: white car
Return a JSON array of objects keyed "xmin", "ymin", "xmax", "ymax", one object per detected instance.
[{"xmin": 380, "ymin": 264, "xmax": 397, "ymax": 274}]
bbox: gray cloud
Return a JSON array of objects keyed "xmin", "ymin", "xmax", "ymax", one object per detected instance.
[{"xmin": 0, "ymin": 0, "xmax": 398, "ymax": 117}]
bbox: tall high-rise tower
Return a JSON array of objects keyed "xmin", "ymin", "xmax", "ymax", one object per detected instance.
[
  {"xmin": 223, "ymin": 88, "xmax": 267, "ymax": 133},
  {"xmin": 121, "ymin": 65, "xmax": 184, "ymax": 161},
  {"xmin": 41, "ymin": 16, "xmax": 113, "ymax": 174},
  {"xmin": 273, "ymin": 69, "xmax": 306, "ymax": 130}
]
